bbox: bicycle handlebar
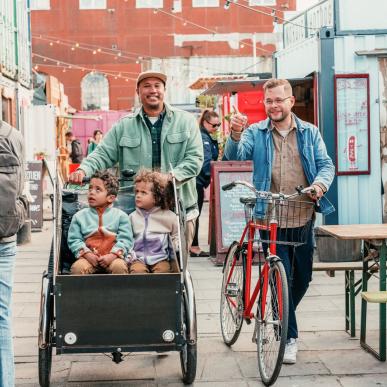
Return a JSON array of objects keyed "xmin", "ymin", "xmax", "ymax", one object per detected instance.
[{"xmin": 221, "ymin": 180, "xmax": 317, "ymax": 201}]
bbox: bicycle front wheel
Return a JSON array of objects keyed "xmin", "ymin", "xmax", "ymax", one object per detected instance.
[
  {"xmin": 220, "ymin": 242, "xmax": 244, "ymax": 346},
  {"xmin": 256, "ymin": 258, "xmax": 289, "ymax": 386}
]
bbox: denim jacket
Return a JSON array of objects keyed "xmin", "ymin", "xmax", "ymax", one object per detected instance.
[{"xmin": 224, "ymin": 114, "xmax": 335, "ymax": 217}]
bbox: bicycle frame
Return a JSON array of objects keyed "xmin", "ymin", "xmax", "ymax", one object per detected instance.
[{"xmin": 225, "ymin": 205, "xmax": 283, "ymax": 323}]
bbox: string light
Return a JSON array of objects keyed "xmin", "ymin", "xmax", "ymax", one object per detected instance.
[
  {"xmin": 32, "ymin": 53, "xmax": 138, "ymax": 81},
  {"xmin": 32, "ymin": 35, "xmax": 234, "ymax": 74},
  {"xmin": 153, "ymin": 7, "xmax": 273, "ymax": 54}
]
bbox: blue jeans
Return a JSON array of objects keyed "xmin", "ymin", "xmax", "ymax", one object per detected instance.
[
  {"xmin": 0, "ymin": 241, "xmax": 16, "ymax": 387},
  {"xmin": 263, "ymin": 221, "xmax": 314, "ymax": 340}
]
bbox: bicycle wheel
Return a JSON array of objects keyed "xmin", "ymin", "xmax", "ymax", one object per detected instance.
[
  {"xmin": 220, "ymin": 242, "xmax": 244, "ymax": 346},
  {"xmin": 180, "ymin": 296, "xmax": 197, "ymax": 384},
  {"xmin": 256, "ymin": 259, "xmax": 289, "ymax": 386}
]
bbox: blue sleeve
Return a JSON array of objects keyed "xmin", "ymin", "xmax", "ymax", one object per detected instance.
[
  {"xmin": 111, "ymin": 211, "xmax": 133, "ymax": 257},
  {"xmin": 312, "ymin": 127, "xmax": 335, "ymax": 191},
  {"xmin": 224, "ymin": 125, "xmax": 255, "ymax": 161},
  {"xmin": 67, "ymin": 213, "xmax": 88, "ymax": 258},
  {"xmin": 201, "ymin": 139, "xmax": 213, "ymax": 178}
]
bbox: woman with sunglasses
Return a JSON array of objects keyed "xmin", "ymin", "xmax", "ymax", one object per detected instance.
[{"xmin": 190, "ymin": 109, "xmax": 220, "ymax": 257}]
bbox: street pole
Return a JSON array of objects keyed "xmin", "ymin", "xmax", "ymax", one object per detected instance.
[{"xmin": 252, "ymin": 32, "xmax": 257, "ymax": 73}]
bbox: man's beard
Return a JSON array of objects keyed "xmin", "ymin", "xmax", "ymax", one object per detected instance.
[{"xmin": 269, "ymin": 110, "xmax": 289, "ymax": 123}]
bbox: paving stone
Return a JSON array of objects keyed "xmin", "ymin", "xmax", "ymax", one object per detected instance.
[
  {"xmin": 68, "ymin": 357, "xmax": 155, "ymax": 382},
  {"xmin": 237, "ymin": 350, "xmax": 329, "ymax": 378},
  {"xmin": 318, "ymin": 349, "xmax": 387, "ymax": 374},
  {"xmin": 339, "ymin": 374, "xmax": 387, "ymax": 386},
  {"xmin": 10, "ymin": 207, "xmax": 387, "ymax": 385},
  {"xmin": 200, "ymin": 352, "xmax": 243, "ymax": 381}
]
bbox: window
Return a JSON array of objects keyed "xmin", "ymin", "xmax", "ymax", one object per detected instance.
[
  {"xmin": 136, "ymin": 0, "xmax": 163, "ymax": 8},
  {"xmin": 249, "ymin": 0, "xmax": 276, "ymax": 5},
  {"xmin": 192, "ymin": 0, "xmax": 219, "ymax": 7},
  {"xmin": 81, "ymin": 73, "xmax": 109, "ymax": 111},
  {"xmin": 30, "ymin": 0, "xmax": 50, "ymax": 10},
  {"xmin": 79, "ymin": 0, "xmax": 107, "ymax": 10},
  {"xmin": 172, "ymin": 0, "xmax": 182, "ymax": 12},
  {"xmin": 2, "ymin": 97, "xmax": 12, "ymax": 125}
]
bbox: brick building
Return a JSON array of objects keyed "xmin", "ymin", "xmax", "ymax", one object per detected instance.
[{"xmin": 31, "ymin": 0, "xmax": 295, "ymax": 110}]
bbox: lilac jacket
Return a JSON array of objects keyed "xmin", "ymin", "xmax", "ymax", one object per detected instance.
[{"xmin": 128, "ymin": 207, "xmax": 178, "ymax": 265}]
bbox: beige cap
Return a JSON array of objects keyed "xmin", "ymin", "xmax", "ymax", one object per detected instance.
[{"xmin": 136, "ymin": 70, "xmax": 167, "ymax": 86}]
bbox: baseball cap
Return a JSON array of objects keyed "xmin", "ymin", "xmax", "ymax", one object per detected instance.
[{"xmin": 136, "ymin": 70, "xmax": 167, "ymax": 86}]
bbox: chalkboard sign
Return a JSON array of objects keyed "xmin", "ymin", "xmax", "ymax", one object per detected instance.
[
  {"xmin": 25, "ymin": 161, "xmax": 43, "ymax": 230},
  {"xmin": 209, "ymin": 161, "xmax": 253, "ymax": 265}
]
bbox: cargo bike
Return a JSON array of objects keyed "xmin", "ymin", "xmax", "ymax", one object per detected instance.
[{"xmin": 38, "ymin": 170, "xmax": 197, "ymax": 386}]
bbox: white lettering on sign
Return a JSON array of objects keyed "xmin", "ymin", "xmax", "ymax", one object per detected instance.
[{"xmin": 25, "ymin": 170, "xmax": 41, "ymax": 180}]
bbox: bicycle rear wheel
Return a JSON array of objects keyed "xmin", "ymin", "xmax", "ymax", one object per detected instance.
[
  {"xmin": 220, "ymin": 242, "xmax": 244, "ymax": 346},
  {"xmin": 256, "ymin": 258, "xmax": 288, "ymax": 386}
]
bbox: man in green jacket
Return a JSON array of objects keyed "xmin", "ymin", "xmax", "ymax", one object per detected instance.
[{"xmin": 69, "ymin": 70, "xmax": 204, "ymax": 250}]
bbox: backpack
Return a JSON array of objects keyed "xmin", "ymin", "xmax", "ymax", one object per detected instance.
[
  {"xmin": 71, "ymin": 140, "xmax": 83, "ymax": 163},
  {"xmin": 0, "ymin": 122, "xmax": 27, "ymax": 238}
]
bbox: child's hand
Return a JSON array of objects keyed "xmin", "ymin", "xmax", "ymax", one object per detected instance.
[
  {"xmin": 84, "ymin": 252, "xmax": 99, "ymax": 267},
  {"xmin": 98, "ymin": 253, "xmax": 116, "ymax": 269}
]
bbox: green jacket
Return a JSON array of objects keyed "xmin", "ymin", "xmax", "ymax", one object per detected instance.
[{"xmin": 79, "ymin": 103, "xmax": 204, "ymax": 210}]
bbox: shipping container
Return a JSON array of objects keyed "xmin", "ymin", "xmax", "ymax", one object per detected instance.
[
  {"xmin": 274, "ymin": 0, "xmax": 387, "ymax": 225},
  {"xmin": 16, "ymin": 0, "xmax": 32, "ymax": 87},
  {"xmin": 0, "ymin": 0, "xmax": 31, "ymax": 86},
  {"xmin": 149, "ymin": 56, "xmax": 272, "ymax": 105},
  {"xmin": 70, "ymin": 110, "xmax": 130, "ymax": 154},
  {"xmin": 0, "ymin": 0, "xmax": 17, "ymax": 79}
]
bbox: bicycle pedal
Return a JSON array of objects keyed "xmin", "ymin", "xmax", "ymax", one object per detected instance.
[
  {"xmin": 225, "ymin": 283, "xmax": 239, "ymax": 297},
  {"xmin": 245, "ymin": 318, "xmax": 252, "ymax": 325}
]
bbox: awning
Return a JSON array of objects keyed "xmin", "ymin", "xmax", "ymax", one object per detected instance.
[
  {"xmin": 355, "ymin": 49, "xmax": 387, "ymax": 57},
  {"xmin": 189, "ymin": 74, "xmax": 248, "ymax": 90},
  {"xmin": 202, "ymin": 77, "xmax": 313, "ymax": 96}
]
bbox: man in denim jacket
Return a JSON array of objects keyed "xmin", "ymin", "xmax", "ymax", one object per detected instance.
[{"xmin": 224, "ymin": 78, "xmax": 335, "ymax": 365}]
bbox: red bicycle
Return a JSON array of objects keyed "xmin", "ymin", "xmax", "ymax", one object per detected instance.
[{"xmin": 220, "ymin": 181, "xmax": 315, "ymax": 386}]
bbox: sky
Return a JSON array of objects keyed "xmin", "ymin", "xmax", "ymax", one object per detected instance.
[{"xmin": 297, "ymin": 0, "xmax": 320, "ymax": 12}]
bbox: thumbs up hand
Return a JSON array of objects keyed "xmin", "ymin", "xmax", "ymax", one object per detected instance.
[{"xmin": 230, "ymin": 106, "xmax": 248, "ymax": 133}]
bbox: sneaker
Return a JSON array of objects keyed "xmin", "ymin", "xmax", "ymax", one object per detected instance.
[{"xmin": 283, "ymin": 338, "xmax": 297, "ymax": 364}]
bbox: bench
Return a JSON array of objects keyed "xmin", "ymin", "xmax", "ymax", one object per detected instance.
[
  {"xmin": 313, "ymin": 261, "xmax": 364, "ymax": 337},
  {"xmin": 360, "ymin": 290, "xmax": 387, "ymax": 361}
]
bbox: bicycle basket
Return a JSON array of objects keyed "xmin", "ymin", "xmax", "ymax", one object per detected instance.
[{"xmin": 255, "ymin": 198, "xmax": 315, "ymax": 247}]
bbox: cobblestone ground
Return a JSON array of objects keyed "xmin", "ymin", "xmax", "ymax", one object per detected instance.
[{"xmin": 13, "ymin": 203, "xmax": 387, "ymax": 386}]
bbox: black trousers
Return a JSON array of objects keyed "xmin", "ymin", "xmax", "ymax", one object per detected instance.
[{"xmin": 192, "ymin": 184, "xmax": 205, "ymax": 247}]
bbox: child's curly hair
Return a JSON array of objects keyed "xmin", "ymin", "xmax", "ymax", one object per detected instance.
[
  {"xmin": 90, "ymin": 170, "xmax": 119, "ymax": 196},
  {"xmin": 135, "ymin": 169, "xmax": 175, "ymax": 210}
]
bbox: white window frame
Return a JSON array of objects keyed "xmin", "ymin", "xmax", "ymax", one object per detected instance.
[
  {"xmin": 192, "ymin": 0, "xmax": 219, "ymax": 7},
  {"xmin": 30, "ymin": 0, "xmax": 50, "ymax": 10},
  {"xmin": 135, "ymin": 0, "xmax": 163, "ymax": 8},
  {"xmin": 249, "ymin": 0, "xmax": 276, "ymax": 6},
  {"xmin": 81, "ymin": 72, "xmax": 110, "ymax": 111},
  {"xmin": 79, "ymin": 0, "xmax": 107, "ymax": 10}
]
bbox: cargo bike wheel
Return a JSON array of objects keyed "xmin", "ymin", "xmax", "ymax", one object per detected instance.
[
  {"xmin": 180, "ymin": 295, "xmax": 197, "ymax": 385},
  {"xmin": 38, "ymin": 241, "xmax": 55, "ymax": 387}
]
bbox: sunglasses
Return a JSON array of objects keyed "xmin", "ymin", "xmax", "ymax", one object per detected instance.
[{"xmin": 205, "ymin": 120, "xmax": 221, "ymax": 128}]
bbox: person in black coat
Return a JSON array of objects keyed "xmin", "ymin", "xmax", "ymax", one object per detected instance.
[
  {"xmin": 65, "ymin": 131, "xmax": 84, "ymax": 164},
  {"xmin": 190, "ymin": 109, "xmax": 220, "ymax": 257}
]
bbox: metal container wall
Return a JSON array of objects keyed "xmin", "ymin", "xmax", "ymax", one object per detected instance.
[
  {"xmin": 0, "ymin": 0, "xmax": 31, "ymax": 86},
  {"xmin": 150, "ymin": 56, "xmax": 272, "ymax": 105},
  {"xmin": 71, "ymin": 110, "xmax": 129, "ymax": 154},
  {"xmin": 16, "ymin": 0, "xmax": 31, "ymax": 87},
  {"xmin": 0, "ymin": 0, "xmax": 17, "ymax": 79},
  {"xmin": 274, "ymin": 36, "xmax": 319, "ymax": 79},
  {"xmin": 334, "ymin": 34, "xmax": 387, "ymax": 225}
]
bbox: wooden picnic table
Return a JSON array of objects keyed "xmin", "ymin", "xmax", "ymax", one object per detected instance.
[{"xmin": 318, "ymin": 224, "xmax": 387, "ymax": 361}]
